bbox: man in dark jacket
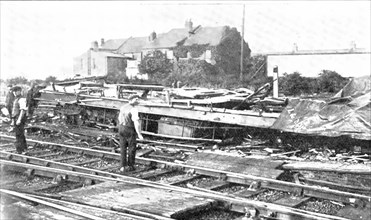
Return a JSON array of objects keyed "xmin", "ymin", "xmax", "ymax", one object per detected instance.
[
  {"xmin": 26, "ymin": 83, "xmax": 44, "ymax": 118},
  {"xmin": 118, "ymin": 94, "xmax": 144, "ymax": 172},
  {"xmin": 11, "ymin": 86, "xmax": 28, "ymax": 154},
  {"xmin": 5, "ymin": 85, "xmax": 15, "ymax": 119}
]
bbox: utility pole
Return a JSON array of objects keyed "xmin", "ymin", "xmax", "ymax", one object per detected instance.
[
  {"xmin": 273, "ymin": 66, "xmax": 279, "ymax": 98},
  {"xmin": 240, "ymin": 4, "xmax": 245, "ymax": 81}
]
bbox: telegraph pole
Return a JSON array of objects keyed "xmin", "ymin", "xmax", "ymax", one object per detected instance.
[{"xmin": 240, "ymin": 4, "xmax": 245, "ymax": 81}]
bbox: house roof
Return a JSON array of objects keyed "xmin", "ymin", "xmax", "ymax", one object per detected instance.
[
  {"xmin": 143, "ymin": 28, "xmax": 190, "ymax": 49},
  {"xmin": 101, "ymin": 39, "xmax": 128, "ymax": 50},
  {"xmin": 183, "ymin": 26, "xmax": 230, "ymax": 46},
  {"xmin": 96, "ymin": 51, "xmax": 126, "ymax": 58},
  {"xmin": 143, "ymin": 26, "xmax": 233, "ymax": 49},
  {"xmin": 117, "ymin": 37, "xmax": 149, "ymax": 53}
]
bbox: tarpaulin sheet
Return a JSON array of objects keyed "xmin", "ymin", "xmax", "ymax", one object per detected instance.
[{"xmin": 271, "ymin": 76, "xmax": 371, "ymax": 140}]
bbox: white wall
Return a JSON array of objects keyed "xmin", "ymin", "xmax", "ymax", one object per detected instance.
[{"xmin": 267, "ymin": 53, "xmax": 371, "ymax": 78}]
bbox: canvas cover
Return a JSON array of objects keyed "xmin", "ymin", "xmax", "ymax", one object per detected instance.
[{"xmin": 271, "ymin": 76, "xmax": 371, "ymax": 140}]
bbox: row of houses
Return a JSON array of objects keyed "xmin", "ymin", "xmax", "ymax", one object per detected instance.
[{"xmin": 73, "ymin": 20, "xmax": 251, "ymax": 80}]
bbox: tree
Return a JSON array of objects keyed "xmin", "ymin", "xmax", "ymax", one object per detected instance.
[
  {"xmin": 29, "ymin": 79, "xmax": 45, "ymax": 86},
  {"xmin": 170, "ymin": 59, "xmax": 217, "ymax": 87},
  {"xmin": 138, "ymin": 50, "xmax": 172, "ymax": 83},
  {"xmin": 317, "ymin": 70, "xmax": 348, "ymax": 93},
  {"xmin": 279, "ymin": 72, "xmax": 311, "ymax": 96},
  {"xmin": 245, "ymin": 55, "xmax": 270, "ymax": 90},
  {"xmin": 44, "ymin": 76, "xmax": 57, "ymax": 85},
  {"xmin": 7, "ymin": 76, "xmax": 28, "ymax": 85}
]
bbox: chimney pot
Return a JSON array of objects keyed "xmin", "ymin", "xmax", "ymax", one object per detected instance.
[
  {"xmin": 350, "ymin": 41, "xmax": 356, "ymax": 50},
  {"xmin": 91, "ymin": 41, "xmax": 99, "ymax": 51},
  {"xmin": 149, "ymin": 31, "xmax": 157, "ymax": 41},
  {"xmin": 292, "ymin": 43, "xmax": 298, "ymax": 52},
  {"xmin": 185, "ymin": 19, "xmax": 193, "ymax": 32}
]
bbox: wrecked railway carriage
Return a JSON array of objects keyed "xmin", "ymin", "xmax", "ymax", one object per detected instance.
[
  {"xmin": 35, "ymin": 76, "xmax": 371, "ymax": 149},
  {"xmin": 36, "ymin": 80, "xmax": 284, "ymax": 142}
]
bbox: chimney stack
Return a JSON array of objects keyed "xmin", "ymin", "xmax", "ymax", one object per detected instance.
[
  {"xmin": 101, "ymin": 38, "xmax": 105, "ymax": 46},
  {"xmin": 185, "ymin": 19, "xmax": 193, "ymax": 32},
  {"xmin": 148, "ymin": 31, "xmax": 157, "ymax": 41},
  {"xmin": 292, "ymin": 43, "xmax": 298, "ymax": 52},
  {"xmin": 350, "ymin": 41, "xmax": 356, "ymax": 50},
  {"xmin": 91, "ymin": 41, "xmax": 99, "ymax": 51}
]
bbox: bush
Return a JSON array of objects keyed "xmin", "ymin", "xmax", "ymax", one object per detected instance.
[
  {"xmin": 7, "ymin": 76, "xmax": 29, "ymax": 85},
  {"xmin": 138, "ymin": 50, "xmax": 173, "ymax": 83},
  {"xmin": 317, "ymin": 70, "xmax": 348, "ymax": 93},
  {"xmin": 169, "ymin": 59, "xmax": 218, "ymax": 87},
  {"xmin": 279, "ymin": 70, "xmax": 349, "ymax": 96},
  {"xmin": 279, "ymin": 72, "xmax": 312, "ymax": 96},
  {"xmin": 106, "ymin": 71, "xmax": 129, "ymax": 84}
]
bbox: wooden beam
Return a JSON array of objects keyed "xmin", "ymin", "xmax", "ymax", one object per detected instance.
[
  {"xmin": 137, "ymin": 105, "xmax": 277, "ymax": 128},
  {"xmin": 282, "ymin": 162, "xmax": 371, "ymax": 174},
  {"xmin": 0, "ymin": 189, "xmax": 105, "ymax": 220},
  {"xmin": 111, "ymin": 206, "xmax": 174, "ymax": 220},
  {"xmin": 141, "ymin": 131, "xmax": 222, "ymax": 143}
]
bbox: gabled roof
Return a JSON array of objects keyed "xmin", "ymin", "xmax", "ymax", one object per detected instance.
[
  {"xmin": 101, "ymin": 39, "xmax": 128, "ymax": 50},
  {"xmin": 183, "ymin": 26, "xmax": 230, "ymax": 46},
  {"xmin": 117, "ymin": 37, "xmax": 149, "ymax": 53},
  {"xmin": 143, "ymin": 28, "xmax": 190, "ymax": 49}
]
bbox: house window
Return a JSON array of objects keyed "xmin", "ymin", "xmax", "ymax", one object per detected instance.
[
  {"xmin": 206, "ymin": 50, "xmax": 212, "ymax": 59},
  {"xmin": 92, "ymin": 58, "xmax": 96, "ymax": 69},
  {"xmin": 167, "ymin": 51, "xmax": 174, "ymax": 59}
]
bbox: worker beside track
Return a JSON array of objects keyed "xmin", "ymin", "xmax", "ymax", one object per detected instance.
[
  {"xmin": 11, "ymin": 86, "xmax": 28, "ymax": 154},
  {"xmin": 118, "ymin": 94, "xmax": 144, "ymax": 172}
]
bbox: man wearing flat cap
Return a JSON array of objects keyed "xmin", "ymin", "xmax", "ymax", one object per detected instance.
[
  {"xmin": 118, "ymin": 94, "xmax": 144, "ymax": 172},
  {"xmin": 11, "ymin": 86, "xmax": 28, "ymax": 154}
]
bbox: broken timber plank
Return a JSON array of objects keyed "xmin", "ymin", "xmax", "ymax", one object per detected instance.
[
  {"xmin": 186, "ymin": 152, "xmax": 284, "ymax": 180},
  {"xmin": 196, "ymin": 179, "xmax": 230, "ymax": 190},
  {"xmin": 0, "ymin": 189, "xmax": 105, "ymax": 220},
  {"xmin": 141, "ymin": 131, "xmax": 222, "ymax": 143},
  {"xmin": 71, "ymin": 159, "xmax": 100, "ymax": 166},
  {"xmin": 273, "ymin": 195, "xmax": 311, "ymax": 208},
  {"xmin": 282, "ymin": 161, "xmax": 371, "ymax": 174},
  {"xmin": 233, "ymin": 189, "xmax": 267, "ymax": 198},
  {"xmin": 110, "ymin": 206, "xmax": 173, "ymax": 220},
  {"xmin": 60, "ymin": 181, "xmax": 215, "ymax": 219},
  {"xmin": 136, "ymin": 148, "xmax": 155, "ymax": 157},
  {"xmin": 336, "ymin": 205, "xmax": 371, "ymax": 220},
  {"xmin": 139, "ymin": 139, "xmax": 201, "ymax": 150},
  {"xmin": 188, "ymin": 152, "xmax": 283, "ymax": 168},
  {"xmin": 137, "ymin": 169, "xmax": 175, "ymax": 180}
]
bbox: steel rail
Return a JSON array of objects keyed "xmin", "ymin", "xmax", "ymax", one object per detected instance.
[
  {"xmin": 0, "ymin": 159, "xmax": 349, "ymax": 220},
  {"xmin": 1, "ymin": 134, "xmax": 370, "ymax": 205}
]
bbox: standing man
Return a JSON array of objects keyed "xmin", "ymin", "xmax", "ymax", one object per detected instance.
[
  {"xmin": 118, "ymin": 94, "xmax": 144, "ymax": 172},
  {"xmin": 26, "ymin": 83, "xmax": 44, "ymax": 118},
  {"xmin": 11, "ymin": 86, "xmax": 28, "ymax": 154},
  {"xmin": 5, "ymin": 85, "xmax": 15, "ymax": 120}
]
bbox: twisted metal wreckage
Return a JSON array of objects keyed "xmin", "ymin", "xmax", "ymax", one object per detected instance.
[{"xmin": 33, "ymin": 76, "xmax": 371, "ymax": 145}]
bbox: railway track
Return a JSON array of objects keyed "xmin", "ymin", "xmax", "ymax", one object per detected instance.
[{"xmin": 1, "ymin": 134, "xmax": 370, "ymax": 219}]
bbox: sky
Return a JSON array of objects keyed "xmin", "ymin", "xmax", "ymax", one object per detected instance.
[{"xmin": 1, "ymin": 1, "xmax": 370, "ymax": 80}]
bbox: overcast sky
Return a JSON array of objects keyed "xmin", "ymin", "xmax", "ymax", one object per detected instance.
[{"xmin": 1, "ymin": 1, "xmax": 370, "ymax": 80}]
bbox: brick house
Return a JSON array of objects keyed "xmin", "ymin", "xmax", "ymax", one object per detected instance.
[
  {"xmin": 73, "ymin": 40, "xmax": 129, "ymax": 78},
  {"xmin": 73, "ymin": 20, "xmax": 250, "ymax": 79},
  {"xmin": 142, "ymin": 20, "xmax": 251, "ymax": 75}
]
